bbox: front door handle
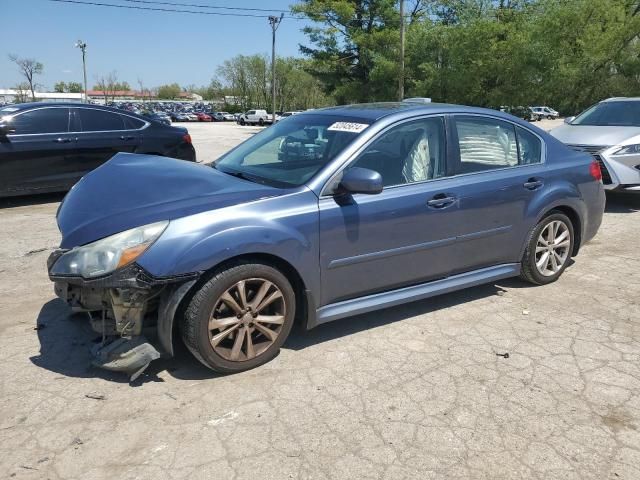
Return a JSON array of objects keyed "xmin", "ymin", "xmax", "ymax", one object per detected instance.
[
  {"xmin": 120, "ymin": 135, "xmax": 135, "ymax": 141},
  {"xmin": 427, "ymin": 194, "xmax": 456, "ymax": 208},
  {"xmin": 523, "ymin": 178, "xmax": 544, "ymax": 190},
  {"xmin": 54, "ymin": 137, "xmax": 71, "ymax": 143}
]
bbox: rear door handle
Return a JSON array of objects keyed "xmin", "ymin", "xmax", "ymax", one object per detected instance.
[
  {"xmin": 427, "ymin": 195, "xmax": 456, "ymax": 208},
  {"xmin": 523, "ymin": 178, "xmax": 544, "ymax": 190},
  {"xmin": 54, "ymin": 137, "xmax": 71, "ymax": 143},
  {"xmin": 120, "ymin": 135, "xmax": 135, "ymax": 141}
]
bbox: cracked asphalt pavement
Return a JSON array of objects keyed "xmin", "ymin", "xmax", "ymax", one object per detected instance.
[{"xmin": 0, "ymin": 122, "xmax": 639, "ymax": 480}]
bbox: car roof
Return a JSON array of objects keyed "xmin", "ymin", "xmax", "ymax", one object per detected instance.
[
  {"xmin": 300, "ymin": 102, "xmax": 520, "ymax": 123},
  {"xmin": 602, "ymin": 97, "xmax": 640, "ymax": 103},
  {"xmin": 1, "ymin": 102, "xmax": 148, "ymax": 118}
]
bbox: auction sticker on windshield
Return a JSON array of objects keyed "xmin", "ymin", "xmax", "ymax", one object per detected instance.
[{"xmin": 327, "ymin": 122, "xmax": 369, "ymax": 133}]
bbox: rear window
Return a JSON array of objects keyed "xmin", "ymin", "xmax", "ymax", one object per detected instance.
[
  {"xmin": 5, "ymin": 108, "xmax": 70, "ymax": 134},
  {"xmin": 77, "ymin": 108, "xmax": 125, "ymax": 131}
]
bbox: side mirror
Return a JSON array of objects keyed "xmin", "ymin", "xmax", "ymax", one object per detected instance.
[
  {"xmin": 338, "ymin": 167, "xmax": 383, "ymax": 195},
  {"xmin": 0, "ymin": 123, "xmax": 16, "ymax": 135},
  {"xmin": 564, "ymin": 116, "xmax": 575, "ymax": 124}
]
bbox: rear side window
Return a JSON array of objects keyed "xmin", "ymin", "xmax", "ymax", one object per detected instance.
[
  {"xmin": 8, "ymin": 108, "xmax": 70, "ymax": 134},
  {"xmin": 516, "ymin": 126, "xmax": 542, "ymax": 165},
  {"xmin": 455, "ymin": 117, "xmax": 518, "ymax": 173},
  {"xmin": 122, "ymin": 115, "xmax": 145, "ymax": 130},
  {"xmin": 453, "ymin": 116, "xmax": 542, "ymax": 174},
  {"xmin": 77, "ymin": 108, "xmax": 125, "ymax": 132}
]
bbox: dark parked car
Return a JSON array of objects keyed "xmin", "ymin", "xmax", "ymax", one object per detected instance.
[
  {"xmin": 142, "ymin": 111, "xmax": 171, "ymax": 126},
  {"xmin": 47, "ymin": 103, "xmax": 604, "ymax": 379},
  {"xmin": 0, "ymin": 103, "xmax": 195, "ymax": 197}
]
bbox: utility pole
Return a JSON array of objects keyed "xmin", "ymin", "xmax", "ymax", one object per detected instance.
[
  {"xmin": 398, "ymin": 0, "xmax": 405, "ymax": 101},
  {"xmin": 75, "ymin": 40, "xmax": 88, "ymax": 103},
  {"xmin": 268, "ymin": 13, "xmax": 284, "ymax": 125}
]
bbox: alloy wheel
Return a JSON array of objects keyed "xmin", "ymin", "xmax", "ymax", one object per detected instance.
[
  {"xmin": 535, "ymin": 220, "xmax": 571, "ymax": 277},
  {"xmin": 208, "ymin": 278, "xmax": 286, "ymax": 362}
]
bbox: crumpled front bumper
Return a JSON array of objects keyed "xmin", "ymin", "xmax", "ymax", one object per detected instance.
[{"xmin": 47, "ymin": 250, "xmax": 200, "ymax": 379}]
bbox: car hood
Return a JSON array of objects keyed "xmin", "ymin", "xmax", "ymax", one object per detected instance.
[
  {"xmin": 550, "ymin": 124, "xmax": 640, "ymax": 146},
  {"xmin": 57, "ymin": 153, "xmax": 286, "ymax": 249}
]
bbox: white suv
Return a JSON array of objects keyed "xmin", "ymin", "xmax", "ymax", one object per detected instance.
[
  {"xmin": 237, "ymin": 109, "xmax": 269, "ymax": 126},
  {"xmin": 530, "ymin": 106, "xmax": 559, "ymax": 121}
]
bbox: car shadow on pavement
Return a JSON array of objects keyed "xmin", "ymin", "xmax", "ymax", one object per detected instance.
[
  {"xmin": 605, "ymin": 192, "xmax": 640, "ymax": 213},
  {"xmin": 32, "ymin": 281, "xmax": 515, "ymax": 384},
  {"xmin": 0, "ymin": 192, "xmax": 66, "ymax": 209},
  {"xmin": 31, "ymin": 298, "xmax": 223, "ymax": 384},
  {"xmin": 284, "ymin": 282, "xmax": 505, "ymax": 351}
]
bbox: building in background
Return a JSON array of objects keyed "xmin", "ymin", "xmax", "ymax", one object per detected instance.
[{"xmin": 0, "ymin": 89, "xmax": 84, "ymax": 103}]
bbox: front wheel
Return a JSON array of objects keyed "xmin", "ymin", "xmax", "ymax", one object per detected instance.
[
  {"xmin": 181, "ymin": 263, "xmax": 296, "ymax": 373},
  {"xmin": 520, "ymin": 212, "xmax": 574, "ymax": 285},
  {"xmin": 239, "ymin": 118, "xmax": 245, "ymax": 126}
]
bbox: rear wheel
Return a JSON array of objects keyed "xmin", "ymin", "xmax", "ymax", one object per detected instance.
[
  {"xmin": 520, "ymin": 212, "xmax": 574, "ymax": 285},
  {"xmin": 258, "ymin": 118, "xmax": 265, "ymax": 126},
  {"xmin": 181, "ymin": 263, "xmax": 296, "ymax": 373}
]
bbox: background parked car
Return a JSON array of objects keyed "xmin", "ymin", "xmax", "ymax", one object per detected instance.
[
  {"xmin": 195, "ymin": 112, "xmax": 212, "ymax": 122},
  {"xmin": 499, "ymin": 106, "xmax": 532, "ymax": 121},
  {"xmin": 280, "ymin": 111, "xmax": 303, "ymax": 119},
  {"xmin": 237, "ymin": 109, "xmax": 269, "ymax": 126},
  {"xmin": 0, "ymin": 102, "xmax": 196, "ymax": 197},
  {"xmin": 550, "ymin": 97, "xmax": 640, "ymax": 192},
  {"xmin": 530, "ymin": 106, "xmax": 560, "ymax": 121},
  {"xmin": 142, "ymin": 111, "xmax": 171, "ymax": 125}
]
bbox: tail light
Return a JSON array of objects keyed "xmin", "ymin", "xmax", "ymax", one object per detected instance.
[
  {"xmin": 589, "ymin": 160, "xmax": 602, "ymax": 181},
  {"xmin": 182, "ymin": 133, "xmax": 192, "ymax": 144}
]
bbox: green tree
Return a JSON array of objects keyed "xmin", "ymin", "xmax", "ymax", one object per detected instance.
[
  {"xmin": 54, "ymin": 81, "xmax": 67, "ymax": 93},
  {"xmin": 67, "ymin": 81, "xmax": 84, "ymax": 93},
  {"xmin": 156, "ymin": 83, "xmax": 182, "ymax": 99}
]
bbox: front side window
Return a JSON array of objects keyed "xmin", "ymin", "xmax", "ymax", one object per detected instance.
[
  {"xmin": 78, "ymin": 108, "xmax": 125, "ymax": 132},
  {"xmin": 5, "ymin": 108, "xmax": 70, "ymax": 135},
  {"xmin": 214, "ymin": 114, "xmax": 367, "ymax": 187},
  {"xmin": 349, "ymin": 117, "xmax": 446, "ymax": 187}
]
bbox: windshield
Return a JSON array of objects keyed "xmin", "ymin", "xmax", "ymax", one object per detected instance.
[
  {"xmin": 214, "ymin": 114, "xmax": 369, "ymax": 187},
  {"xmin": 572, "ymin": 101, "xmax": 640, "ymax": 127}
]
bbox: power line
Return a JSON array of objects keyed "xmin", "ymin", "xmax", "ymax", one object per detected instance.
[
  {"xmin": 47, "ymin": 0, "xmax": 304, "ymax": 18},
  {"xmin": 119, "ymin": 0, "xmax": 290, "ymax": 14}
]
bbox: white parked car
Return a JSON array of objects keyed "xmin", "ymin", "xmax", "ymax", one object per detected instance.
[
  {"xmin": 280, "ymin": 111, "xmax": 303, "ymax": 119},
  {"xmin": 237, "ymin": 109, "xmax": 269, "ymax": 126},
  {"xmin": 550, "ymin": 97, "xmax": 640, "ymax": 192},
  {"xmin": 530, "ymin": 106, "xmax": 559, "ymax": 121}
]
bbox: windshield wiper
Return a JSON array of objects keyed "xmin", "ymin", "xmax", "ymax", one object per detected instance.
[{"xmin": 215, "ymin": 166, "xmax": 267, "ymax": 185}]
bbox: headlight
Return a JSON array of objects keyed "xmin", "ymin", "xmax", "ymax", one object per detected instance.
[
  {"xmin": 51, "ymin": 221, "xmax": 169, "ymax": 278},
  {"xmin": 613, "ymin": 144, "xmax": 640, "ymax": 155}
]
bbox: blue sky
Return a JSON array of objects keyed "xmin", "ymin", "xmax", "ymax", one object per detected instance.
[{"xmin": 1, "ymin": 0, "xmax": 312, "ymax": 90}]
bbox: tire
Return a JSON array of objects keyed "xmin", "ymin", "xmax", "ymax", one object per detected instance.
[
  {"xmin": 239, "ymin": 118, "xmax": 245, "ymax": 126},
  {"xmin": 181, "ymin": 263, "xmax": 296, "ymax": 373},
  {"xmin": 258, "ymin": 118, "xmax": 265, "ymax": 126},
  {"xmin": 520, "ymin": 212, "xmax": 574, "ymax": 285}
]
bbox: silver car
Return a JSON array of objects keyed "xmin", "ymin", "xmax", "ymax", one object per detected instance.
[{"xmin": 550, "ymin": 97, "xmax": 640, "ymax": 192}]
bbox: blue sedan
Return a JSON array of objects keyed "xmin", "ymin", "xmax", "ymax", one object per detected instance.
[{"xmin": 47, "ymin": 102, "xmax": 605, "ymax": 378}]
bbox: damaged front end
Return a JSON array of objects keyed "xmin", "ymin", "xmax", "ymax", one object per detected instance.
[{"xmin": 48, "ymin": 250, "xmax": 198, "ymax": 381}]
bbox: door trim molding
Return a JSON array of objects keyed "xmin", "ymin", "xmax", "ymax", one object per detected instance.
[{"xmin": 311, "ymin": 263, "xmax": 520, "ymax": 327}]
